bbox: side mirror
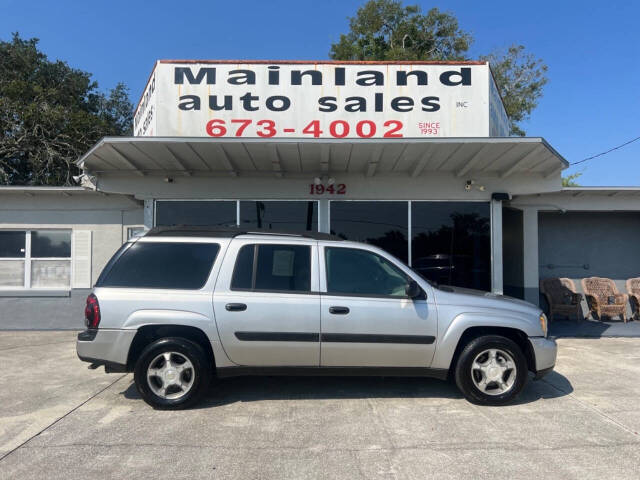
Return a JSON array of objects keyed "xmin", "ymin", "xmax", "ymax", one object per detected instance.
[{"xmin": 405, "ymin": 280, "xmax": 423, "ymax": 299}]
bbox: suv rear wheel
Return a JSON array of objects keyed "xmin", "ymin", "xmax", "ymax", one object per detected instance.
[
  {"xmin": 134, "ymin": 337, "xmax": 211, "ymax": 409},
  {"xmin": 454, "ymin": 335, "xmax": 528, "ymax": 406}
]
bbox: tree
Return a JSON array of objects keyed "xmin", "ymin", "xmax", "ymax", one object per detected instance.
[
  {"xmin": 0, "ymin": 33, "xmax": 133, "ymax": 186},
  {"xmin": 562, "ymin": 172, "xmax": 582, "ymax": 187},
  {"xmin": 481, "ymin": 46, "xmax": 547, "ymax": 136},
  {"xmin": 330, "ymin": 1, "xmax": 471, "ymax": 61},
  {"xmin": 330, "ymin": 0, "xmax": 548, "ymax": 135}
]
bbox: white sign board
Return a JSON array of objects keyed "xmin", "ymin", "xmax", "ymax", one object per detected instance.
[{"xmin": 134, "ymin": 61, "xmax": 509, "ymax": 138}]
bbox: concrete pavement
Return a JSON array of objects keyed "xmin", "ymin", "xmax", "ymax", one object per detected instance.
[{"xmin": 1, "ymin": 332, "xmax": 639, "ymax": 479}]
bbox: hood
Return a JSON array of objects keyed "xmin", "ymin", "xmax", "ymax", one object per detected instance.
[{"xmin": 433, "ymin": 285, "xmax": 541, "ymax": 314}]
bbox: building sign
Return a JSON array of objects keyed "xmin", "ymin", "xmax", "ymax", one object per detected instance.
[{"xmin": 133, "ymin": 61, "xmax": 509, "ymax": 138}]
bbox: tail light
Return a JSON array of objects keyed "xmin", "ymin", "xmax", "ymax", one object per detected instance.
[{"xmin": 85, "ymin": 294, "xmax": 101, "ymax": 329}]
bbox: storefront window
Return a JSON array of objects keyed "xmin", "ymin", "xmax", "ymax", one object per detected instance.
[
  {"xmin": 240, "ymin": 201, "xmax": 317, "ymax": 231},
  {"xmin": 155, "ymin": 201, "xmax": 237, "ymax": 227},
  {"xmin": 330, "ymin": 201, "xmax": 408, "ymax": 263},
  {"xmin": 31, "ymin": 230, "xmax": 71, "ymax": 257},
  {"xmin": 411, "ymin": 202, "xmax": 490, "ymax": 291},
  {"xmin": 0, "ymin": 231, "xmax": 25, "ymax": 258},
  {"xmin": 0, "ymin": 230, "xmax": 72, "ymax": 289}
]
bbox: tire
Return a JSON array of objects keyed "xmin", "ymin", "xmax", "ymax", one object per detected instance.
[
  {"xmin": 454, "ymin": 335, "xmax": 528, "ymax": 406},
  {"xmin": 134, "ymin": 337, "xmax": 211, "ymax": 409}
]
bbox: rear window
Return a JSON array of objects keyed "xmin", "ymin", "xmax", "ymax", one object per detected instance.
[{"xmin": 99, "ymin": 242, "xmax": 220, "ymax": 289}]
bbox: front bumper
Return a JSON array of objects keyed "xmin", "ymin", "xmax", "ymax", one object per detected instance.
[
  {"xmin": 529, "ymin": 336, "xmax": 557, "ymax": 379},
  {"xmin": 77, "ymin": 328, "xmax": 137, "ymax": 372}
]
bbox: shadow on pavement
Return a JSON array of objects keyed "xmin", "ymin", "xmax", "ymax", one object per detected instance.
[
  {"xmin": 549, "ymin": 317, "xmax": 640, "ymax": 338},
  {"xmin": 121, "ymin": 371, "xmax": 574, "ymax": 409}
]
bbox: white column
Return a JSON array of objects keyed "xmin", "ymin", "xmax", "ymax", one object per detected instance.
[
  {"xmin": 318, "ymin": 199, "xmax": 330, "ymax": 233},
  {"xmin": 144, "ymin": 199, "xmax": 154, "ymax": 229},
  {"xmin": 490, "ymin": 199, "xmax": 503, "ymax": 295},
  {"xmin": 522, "ymin": 207, "xmax": 540, "ymax": 305}
]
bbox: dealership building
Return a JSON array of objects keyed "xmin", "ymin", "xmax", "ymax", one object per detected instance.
[{"xmin": 1, "ymin": 60, "xmax": 639, "ymax": 329}]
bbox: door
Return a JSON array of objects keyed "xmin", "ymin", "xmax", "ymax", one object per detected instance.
[
  {"xmin": 213, "ymin": 240, "xmax": 320, "ymax": 366},
  {"xmin": 320, "ymin": 245, "xmax": 437, "ymax": 367}
]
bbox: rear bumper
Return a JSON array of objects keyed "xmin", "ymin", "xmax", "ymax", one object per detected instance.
[
  {"xmin": 529, "ymin": 336, "xmax": 557, "ymax": 379},
  {"xmin": 76, "ymin": 328, "xmax": 136, "ymax": 372}
]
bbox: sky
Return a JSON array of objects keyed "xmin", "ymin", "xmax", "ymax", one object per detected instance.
[{"xmin": 1, "ymin": 0, "xmax": 639, "ymax": 186}]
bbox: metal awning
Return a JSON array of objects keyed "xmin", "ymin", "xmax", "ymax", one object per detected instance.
[
  {"xmin": 77, "ymin": 137, "xmax": 568, "ymax": 179},
  {"xmin": 557, "ymin": 187, "xmax": 640, "ymax": 197}
]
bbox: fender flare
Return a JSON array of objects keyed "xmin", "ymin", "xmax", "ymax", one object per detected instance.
[
  {"xmin": 431, "ymin": 312, "xmax": 535, "ymax": 370},
  {"xmin": 123, "ymin": 309, "xmax": 213, "ymax": 332},
  {"xmin": 122, "ymin": 309, "xmax": 234, "ymax": 368}
]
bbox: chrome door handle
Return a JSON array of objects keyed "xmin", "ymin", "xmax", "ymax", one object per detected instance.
[
  {"xmin": 329, "ymin": 306, "xmax": 350, "ymax": 315},
  {"xmin": 225, "ymin": 303, "xmax": 247, "ymax": 312}
]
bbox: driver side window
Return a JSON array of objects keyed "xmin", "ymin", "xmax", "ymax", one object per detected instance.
[{"xmin": 325, "ymin": 247, "xmax": 410, "ymax": 297}]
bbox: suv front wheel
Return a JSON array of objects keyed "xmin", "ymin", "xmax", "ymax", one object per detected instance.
[
  {"xmin": 134, "ymin": 337, "xmax": 211, "ymax": 409},
  {"xmin": 454, "ymin": 335, "xmax": 528, "ymax": 406}
]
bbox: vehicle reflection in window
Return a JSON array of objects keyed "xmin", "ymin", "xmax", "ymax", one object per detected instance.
[{"xmin": 412, "ymin": 203, "xmax": 490, "ymax": 291}]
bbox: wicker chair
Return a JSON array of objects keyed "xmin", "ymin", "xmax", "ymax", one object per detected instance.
[
  {"xmin": 540, "ymin": 278, "xmax": 583, "ymax": 322},
  {"xmin": 626, "ymin": 278, "xmax": 640, "ymax": 320},
  {"xmin": 581, "ymin": 277, "xmax": 628, "ymax": 323}
]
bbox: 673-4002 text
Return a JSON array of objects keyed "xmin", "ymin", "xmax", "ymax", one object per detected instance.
[{"xmin": 205, "ymin": 119, "xmax": 404, "ymax": 138}]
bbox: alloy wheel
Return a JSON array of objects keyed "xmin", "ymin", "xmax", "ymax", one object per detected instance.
[
  {"xmin": 470, "ymin": 348, "xmax": 517, "ymax": 396},
  {"xmin": 146, "ymin": 351, "xmax": 195, "ymax": 400}
]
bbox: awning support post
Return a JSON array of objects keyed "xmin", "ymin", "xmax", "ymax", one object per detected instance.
[
  {"xmin": 490, "ymin": 198, "xmax": 504, "ymax": 295},
  {"xmin": 144, "ymin": 199, "xmax": 154, "ymax": 229},
  {"xmin": 318, "ymin": 199, "xmax": 330, "ymax": 233},
  {"xmin": 522, "ymin": 207, "xmax": 540, "ymax": 305}
]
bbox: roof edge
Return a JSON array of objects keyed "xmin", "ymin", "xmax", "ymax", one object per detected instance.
[
  {"xmin": 561, "ymin": 186, "xmax": 640, "ymax": 191},
  {"xmin": 0, "ymin": 186, "xmax": 88, "ymax": 192},
  {"xmin": 157, "ymin": 59, "xmax": 487, "ymax": 65},
  {"xmin": 77, "ymin": 135, "xmax": 569, "ymax": 169}
]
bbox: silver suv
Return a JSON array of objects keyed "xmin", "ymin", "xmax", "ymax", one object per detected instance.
[{"xmin": 77, "ymin": 227, "xmax": 556, "ymax": 409}]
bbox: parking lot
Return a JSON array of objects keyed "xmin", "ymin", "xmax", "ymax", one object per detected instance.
[{"xmin": 1, "ymin": 331, "xmax": 640, "ymax": 479}]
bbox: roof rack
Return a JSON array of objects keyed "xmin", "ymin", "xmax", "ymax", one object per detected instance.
[{"xmin": 145, "ymin": 226, "xmax": 343, "ymax": 241}]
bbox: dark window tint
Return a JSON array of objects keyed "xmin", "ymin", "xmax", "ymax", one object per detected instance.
[
  {"xmin": 100, "ymin": 242, "xmax": 220, "ymax": 289},
  {"xmin": 255, "ymin": 245, "xmax": 310, "ymax": 291},
  {"xmin": 411, "ymin": 202, "xmax": 490, "ymax": 291},
  {"xmin": 325, "ymin": 247, "xmax": 409, "ymax": 297},
  {"xmin": 0, "ymin": 231, "xmax": 26, "ymax": 258},
  {"xmin": 231, "ymin": 244, "xmax": 254, "ymax": 290},
  {"xmin": 330, "ymin": 201, "xmax": 408, "ymax": 263},
  {"xmin": 240, "ymin": 201, "xmax": 317, "ymax": 232},
  {"xmin": 231, "ymin": 244, "xmax": 311, "ymax": 292},
  {"xmin": 155, "ymin": 201, "xmax": 236, "ymax": 227},
  {"xmin": 31, "ymin": 230, "xmax": 71, "ymax": 258}
]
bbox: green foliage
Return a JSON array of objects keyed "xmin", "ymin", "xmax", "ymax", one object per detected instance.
[
  {"xmin": 0, "ymin": 33, "xmax": 133, "ymax": 186},
  {"xmin": 562, "ymin": 172, "xmax": 582, "ymax": 187},
  {"xmin": 330, "ymin": 1, "xmax": 471, "ymax": 61},
  {"xmin": 481, "ymin": 46, "xmax": 548, "ymax": 136},
  {"xmin": 330, "ymin": 0, "xmax": 548, "ymax": 135}
]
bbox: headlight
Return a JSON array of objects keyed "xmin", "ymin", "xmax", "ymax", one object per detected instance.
[{"xmin": 539, "ymin": 313, "xmax": 548, "ymax": 337}]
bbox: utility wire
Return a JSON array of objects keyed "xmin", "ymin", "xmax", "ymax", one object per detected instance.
[{"xmin": 570, "ymin": 135, "xmax": 640, "ymax": 165}]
